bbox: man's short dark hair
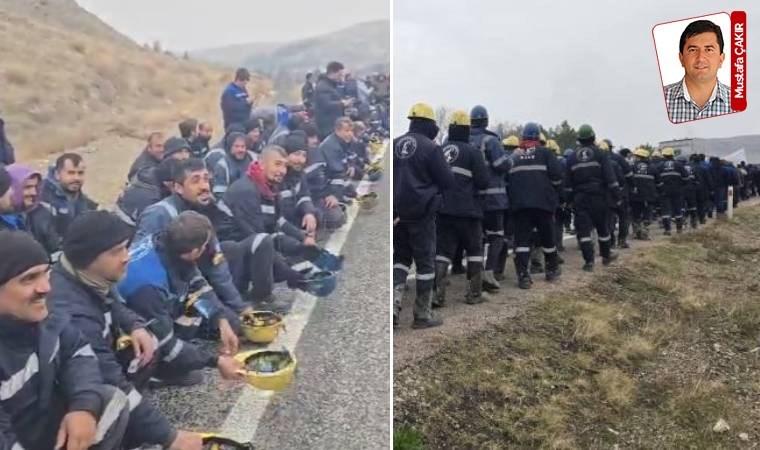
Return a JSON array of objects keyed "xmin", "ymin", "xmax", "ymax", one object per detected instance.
[
  {"xmin": 302, "ymin": 122, "xmax": 319, "ymax": 138},
  {"xmin": 305, "ymin": 72, "xmax": 313, "ymax": 80},
  {"xmin": 172, "ymin": 158, "xmax": 207, "ymax": 184},
  {"xmin": 165, "ymin": 211, "xmax": 213, "ymax": 255},
  {"xmin": 680, "ymin": 19, "xmax": 724, "ymax": 54},
  {"xmin": 55, "ymin": 153, "xmax": 83, "ymax": 171},
  {"xmin": 326, "ymin": 61, "xmax": 344, "ymax": 75},
  {"xmin": 334, "ymin": 116, "xmax": 353, "ymax": 131},
  {"xmin": 235, "ymin": 67, "xmax": 250, "ymax": 82},
  {"xmin": 147, "ymin": 131, "xmax": 163, "ymax": 144},
  {"xmin": 178, "ymin": 119, "xmax": 198, "ymax": 139}
]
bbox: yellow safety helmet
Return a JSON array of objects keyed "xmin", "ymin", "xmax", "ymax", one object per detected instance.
[
  {"xmin": 661, "ymin": 147, "xmax": 675, "ymax": 157},
  {"xmin": 546, "ymin": 139, "xmax": 560, "ymax": 155},
  {"xmin": 407, "ymin": 103, "xmax": 435, "ymax": 121},
  {"xmin": 651, "ymin": 149, "xmax": 662, "ymax": 158},
  {"xmin": 449, "ymin": 110, "xmax": 471, "ymax": 126},
  {"xmin": 502, "ymin": 135, "xmax": 520, "ymax": 147},
  {"xmin": 597, "ymin": 140, "xmax": 610, "ymax": 151},
  {"xmin": 633, "ymin": 148, "xmax": 650, "ymax": 158}
]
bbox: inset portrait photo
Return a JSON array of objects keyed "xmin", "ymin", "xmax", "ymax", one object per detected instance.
[{"xmin": 653, "ymin": 13, "xmax": 737, "ymax": 124}]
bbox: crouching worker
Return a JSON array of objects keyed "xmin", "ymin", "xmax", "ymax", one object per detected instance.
[
  {"xmin": 118, "ymin": 211, "xmax": 245, "ymax": 388},
  {"xmin": 0, "ymin": 231, "xmax": 129, "ymax": 450},
  {"xmin": 48, "ymin": 211, "xmax": 210, "ymax": 449},
  {"xmin": 224, "ymin": 146, "xmax": 341, "ymax": 311}
]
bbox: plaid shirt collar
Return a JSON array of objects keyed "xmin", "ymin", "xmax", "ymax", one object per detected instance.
[{"xmin": 665, "ymin": 76, "xmax": 733, "ymax": 122}]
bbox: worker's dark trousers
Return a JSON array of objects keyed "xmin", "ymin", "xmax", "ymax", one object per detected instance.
[
  {"xmin": 696, "ymin": 187, "xmax": 709, "ymax": 222},
  {"xmin": 92, "ymin": 385, "xmax": 130, "ymax": 450},
  {"xmin": 660, "ymin": 190, "xmax": 684, "ymax": 231},
  {"xmin": 574, "ymin": 193, "xmax": 612, "ymax": 263},
  {"xmin": 554, "ymin": 207, "xmax": 569, "ymax": 251},
  {"xmin": 394, "ymin": 217, "xmax": 436, "ymax": 320},
  {"xmin": 221, "ymin": 233, "xmax": 307, "ymax": 302},
  {"xmin": 513, "ymin": 208, "xmax": 558, "ymax": 275},
  {"xmin": 495, "ymin": 209, "xmax": 514, "ymax": 275},
  {"xmin": 436, "ymin": 215, "xmax": 483, "ymax": 279},
  {"xmin": 715, "ymin": 187, "xmax": 728, "ymax": 214},
  {"xmin": 684, "ymin": 189, "xmax": 698, "ymax": 226},
  {"xmin": 630, "ymin": 200, "xmax": 650, "ymax": 225},
  {"xmin": 609, "ymin": 199, "xmax": 629, "ymax": 245},
  {"xmin": 482, "ymin": 210, "xmax": 505, "ymax": 271}
]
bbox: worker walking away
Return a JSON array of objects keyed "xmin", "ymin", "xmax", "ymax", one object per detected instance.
[
  {"xmin": 564, "ymin": 124, "xmax": 620, "ymax": 271},
  {"xmin": 630, "ymin": 148, "xmax": 658, "ymax": 240},
  {"xmin": 604, "ymin": 139, "xmax": 633, "ymax": 249},
  {"xmin": 679, "ymin": 154, "xmax": 700, "ymax": 229},
  {"xmin": 655, "ymin": 147, "xmax": 688, "ymax": 235},
  {"xmin": 433, "ymin": 111, "xmax": 489, "ymax": 307},
  {"xmin": 507, "ymin": 123, "xmax": 563, "ymax": 289},
  {"xmin": 393, "ymin": 103, "xmax": 454, "ymax": 329},
  {"xmin": 494, "ymin": 135, "xmax": 520, "ymax": 281},
  {"xmin": 468, "ymin": 105, "xmax": 509, "ymax": 292}
]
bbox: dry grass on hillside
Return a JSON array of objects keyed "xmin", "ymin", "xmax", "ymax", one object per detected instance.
[{"xmin": 0, "ymin": 9, "xmax": 272, "ymax": 159}]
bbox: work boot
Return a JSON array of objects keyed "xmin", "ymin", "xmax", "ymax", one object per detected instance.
[
  {"xmin": 252, "ymin": 294, "xmax": 293, "ymax": 315},
  {"xmin": 530, "ymin": 259, "xmax": 544, "ymax": 274},
  {"xmin": 690, "ymin": 216, "xmax": 698, "ymax": 229},
  {"xmin": 432, "ymin": 261, "xmax": 449, "ymax": 308},
  {"xmin": 494, "ymin": 271, "xmax": 506, "ymax": 282},
  {"xmin": 557, "ymin": 254, "xmax": 565, "ymax": 265},
  {"xmin": 451, "ymin": 262, "xmax": 466, "ymax": 275},
  {"xmin": 412, "ymin": 291, "xmax": 441, "ymax": 329},
  {"xmin": 465, "ymin": 271, "xmax": 487, "ymax": 304},
  {"xmin": 482, "ymin": 269, "xmax": 501, "ymax": 292},
  {"xmin": 663, "ymin": 229, "xmax": 672, "ymax": 236},
  {"xmin": 582, "ymin": 262, "xmax": 594, "ymax": 272},
  {"xmin": 618, "ymin": 238, "xmax": 630, "ymax": 249},
  {"xmin": 545, "ymin": 267, "xmax": 561, "ymax": 283},
  {"xmin": 517, "ymin": 272, "xmax": 532, "ymax": 289},
  {"xmin": 602, "ymin": 252, "xmax": 619, "ymax": 266}
]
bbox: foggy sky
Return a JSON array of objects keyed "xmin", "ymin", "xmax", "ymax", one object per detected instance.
[
  {"xmin": 394, "ymin": 0, "xmax": 758, "ymax": 149},
  {"xmin": 75, "ymin": 0, "xmax": 388, "ymax": 51}
]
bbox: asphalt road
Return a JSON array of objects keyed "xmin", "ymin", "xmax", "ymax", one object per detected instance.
[{"xmin": 145, "ymin": 156, "xmax": 390, "ymax": 449}]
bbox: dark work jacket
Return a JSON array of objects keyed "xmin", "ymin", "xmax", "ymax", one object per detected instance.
[
  {"xmin": 305, "ymin": 133, "xmax": 350, "ymax": 202},
  {"xmin": 438, "ymin": 127, "xmax": 489, "ymax": 218},
  {"xmin": 655, "ymin": 158, "xmax": 688, "ymax": 194},
  {"xmin": 393, "ymin": 127, "xmax": 455, "ymax": 222},
  {"xmin": 506, "ymin": 145, "xmax": 563, "ymax": 213},
  {"xmin": 630, "ymin": 158, "xmax": 659, "ymax": 202},
  {"xmin": 301, "ymin": 81, "xmax": 315, "ymax": 107},
  {"xmin": 683, "ymin": 162, "xmax": 700, "ymax": 195},
  {"xmin": 564, "ymin": 145, "xmax": 620, "ymax": 200},
  {"xmin": 127, "ymin": 149, "xmax": 161, "ymax": 181},
  {"xmin": 278, "ymin": 169, "xmax": 317, "ymax": 225},
  {"xmin": 48, "ymin": 266, "xmax": 178, "ymax": 448},
  {"xmin": 313, "ymin": 76, "xmax": 344, "ymax": 137},
  {"xmin": 0, "ymin": 119, "xmax": 14, "ymax": 165},
  {"xmin": 220, "ymin": 83, "xmax": 252, "ymax": 130},
  {"xmin": 0, "ymin": 205, "xmax": 61, "ymax": 256},
  {"xmin": 469, "ymin": 127, "xmax": 509, "ymax": 211},
  {"xmin": 115, "ymin": 167, "xmax": 168, "ymax": 227},
  {"xmin": 224, "ymin": 174, "xmax": 306, "ymax": 242},
  {"xmin": 0, "ymin": 314, "xmax": 105, "ymax": 450},
  {"xmin": 135, "ymin": 194, "xmax": 247, "ymax": 314},
  {"xmin": 610, "ymin": 152, "xmax": 633, "ymax": 197},
  {"xmin": 39, "ymin": 171, "xmax": 98, "ymax": 239}
]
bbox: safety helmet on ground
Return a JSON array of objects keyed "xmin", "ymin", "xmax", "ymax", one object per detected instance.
[
  {"xmin": 240, "ymin": 311, "xmax": 284, "ymax": 344},
  {"xmin": 449, "ymin": 110, "xmax": 471, "ymax": 127},
  {"xmin": 470, "ymin": 105, "xmax": 489, "ymax": 121},
  {"xmin": 661, "ymin": 147, "xmax": 675, "ymax": 157},
  {"xmin": 597, "ymin": 140, "xmax": 610, "ymax": 151},
  {"xmin": 299, "ymin": 270, "xmax": 337, "ymax": 297},
  {"xmin": 233, "ymin": 349, "xmax": 297, "ymax": 392},
  {"xmin": 577, "ymin": 124, "xmax": 595, "ymax": 141},
  {"xmin": 522, "ymin": 122, "xmax": 541, "ymax": 141},
  {"xmin": 633, "ymin": 148, "xmax": 650, "ymax": 158},
  {"xmin": 407, "ymin": 103, "xmax": 435, "ymax": 121},
  {"xmin": 502, "ymin": 135, "xmax": 520, "ymax": 147},
  {"xmin": 312, "ymin": 249, "xmax": 344, "ymax": 272}
]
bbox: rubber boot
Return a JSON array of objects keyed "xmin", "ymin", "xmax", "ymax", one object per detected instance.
[
  {"xmin": 675, "ymin": 217, "xmax": 684, "ymax": 234},
  {"xmin": 482, "ymin": 269, "xmax": 501, "ymax": 292},
  {"xmin": 530, "ymin": 247, "xmax": 544, "ymax": 274},
  {"xmin": 544, "ymin": 252, "xmax": 561, "ymax": 282},
  {"xmin": 433, "ymin": 261, "xmax": 449, "ymax": 308},
  {"xmin": 412, "ymin": 290, "xmax": 442, "ymax": 329},
  {"xmin": 465, "ymin": 270, "xmax": 486, "ymax": 304},
  {"xmin": 690, "ymin": 215, "xmax": 698, "ymax": 229}
]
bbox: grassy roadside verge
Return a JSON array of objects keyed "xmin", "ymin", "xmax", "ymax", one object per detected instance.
[{"xmin": 395, "ymin": 206, "xmax": 760, "ymax": 449}]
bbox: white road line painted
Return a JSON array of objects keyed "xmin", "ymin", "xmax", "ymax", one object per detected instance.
[{"xmin": 218, "ymin": 146, "xmax": 386, "ymax": 443}]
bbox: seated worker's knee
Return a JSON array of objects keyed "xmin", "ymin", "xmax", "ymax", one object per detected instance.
[{"xmin": 93, "ymin": 385, "xmax": 130, "ymax": 446}]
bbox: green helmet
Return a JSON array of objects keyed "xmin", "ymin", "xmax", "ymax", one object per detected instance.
[{"xmin": 577, "ymin": 124, "xmax": 595, "ymax": 141}]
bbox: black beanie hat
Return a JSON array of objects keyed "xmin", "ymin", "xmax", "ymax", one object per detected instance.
[
  {"xmin": 0, "ymin": 165, "xmax": 11, "ymax": 198},
  {"xmin": 283, "ymin": 131, "xmax": 308, "ymax": 154},
  {"xmin": 0, "ymin": 231, "xmax": 49, "ymax": 287},
  {"xmin": 63, "ymin": 211, "xmax": 134, "ymax": 269},
  {"xmin": 164, "ymin": 137, "xmax": 191, "ymax": 158}
]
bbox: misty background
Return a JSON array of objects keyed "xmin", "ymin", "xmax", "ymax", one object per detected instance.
[
  {"xmin": 75, "ymin": 0, "xmax": 388, "ymax": 51},
  {"xmin": 394, "ymin": 0, "xmax": 759, "ymax": 150}
]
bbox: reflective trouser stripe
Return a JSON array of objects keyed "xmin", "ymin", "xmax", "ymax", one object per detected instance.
[
  {"xmin": 94, "ymin": 389, "xmax": 128, "ymax": 444},
  {"xmin": 393, "ymin": 263, "xmax": 410, "ymax": 272},
  {"xmin": 515, "ymin": 247, "xmax": 531, "ymax": 253},
  {"xmin": 416, "ymin": 273, "xmax": 435, "ymax": 281},
  {"xmin": 542, "ymin": 247, "xmax": 557, "ymax": 253},
  {"xmin": 435, "ymin": 255, "xmax": 451, "ymax": 263},
  {"xmin": 579, "ymin": 237, "xmax": 592, "ymax": 242},
  {"xmin": 127, "ymin": 388, "xmax": 142, "ymax": 411},
  {"xmin": 162, "ymin": 340, "xmax": 184, "ymax": 362},
  {"xmin": 598, "ymin": 235, "xmax": 611, "ymax": 242},
  {"xmin": 467, "ymin": 256, "xmax": 484, "ymax": 262}
]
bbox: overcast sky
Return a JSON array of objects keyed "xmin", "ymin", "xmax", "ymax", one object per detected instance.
[
  {"xmin": 75, "ymin": 0, "xmax": 388, "ymax": 51},
  {"xmin": 394, "ymin": 0, "xmax": 759, "ymax": 149}
]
